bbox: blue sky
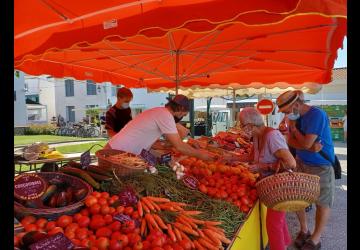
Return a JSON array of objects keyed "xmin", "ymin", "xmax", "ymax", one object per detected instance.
[{"xmin": 334, "ymin": 36, "xmax": 347, "ymax": 68}]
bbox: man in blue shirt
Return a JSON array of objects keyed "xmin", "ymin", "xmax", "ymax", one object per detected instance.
[{"xmin": 277, "ymin": 90, "xmax": 335, "ymax": 250}]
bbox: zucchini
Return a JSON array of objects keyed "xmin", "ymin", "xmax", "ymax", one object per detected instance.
[
  {"xmin": 87, "ymin": 165, "xmax": 113, "ymax": 177},
  {"xmin": 59, "ymin": 167, "xmax": 100, "ymax": 189},
  {"xmin": 41, "ymin": 184, "xmax": 57, "ymax": 203},
  {"xmin": 87, "ymin": 171, "xmax": 113, "ymax": 182}
]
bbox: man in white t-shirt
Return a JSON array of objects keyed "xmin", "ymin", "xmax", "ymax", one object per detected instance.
[{"xmin": 107, "ymin": 95, "xmax": 215, "ymax": 161}]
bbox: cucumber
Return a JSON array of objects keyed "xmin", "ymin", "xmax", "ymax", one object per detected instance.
[
  {"xmin": 59, "ymin": 167, "xmax": 100, "ymax": 189},
  {"xmin": 87, "ymin": 171, "xmax": 113, "ymax": 182},
  {"xmin": 87, "ymin": 165, "xmax": 113, "ymax": 177},
  {"xmin": 41, "ymin": 184, "xmax": 57, "ymax": 202}
]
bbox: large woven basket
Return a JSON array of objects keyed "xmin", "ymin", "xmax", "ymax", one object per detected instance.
[
  {"xmin": 14, "ymin": 172, "xmax": 92, "ymax": 220},
  {"xmin": 256, "ymin": 171, "xmax": 320, "ymax": 212},
  {"xmin": 96, "ymin": 149, "xmax": 148, "ymax": 176}
]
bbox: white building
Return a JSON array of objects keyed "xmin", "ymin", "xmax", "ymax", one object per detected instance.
[
  {"xmin": 14, "ymin": 71, "xmax": 27, "ymax": 127},
  {"xmin": 24, "ymin": 74, "xmax": 168, "ymax": 123}
]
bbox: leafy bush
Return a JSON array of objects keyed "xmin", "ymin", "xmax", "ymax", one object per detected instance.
[{"xmin": 24, "ymin": 124, "xmax": 57, "ymax": 135}]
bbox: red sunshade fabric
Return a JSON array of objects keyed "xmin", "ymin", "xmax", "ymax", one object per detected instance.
[{"xmin": 15, "ymin": 0, "xmax": 346, "ymax": 90}]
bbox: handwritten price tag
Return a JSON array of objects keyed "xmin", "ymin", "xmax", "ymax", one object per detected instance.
[
  {"xmin": 80, "ymin": 150, "xmax": 91, "ymax": 169},
  {"xmin": 182, "ymin": 175, "xmax": 199, "ymax": 190},
  {"xmin": 14, "ymin": 174, "xmax": 47, "ymax": 200},
  {"xmin": 29, "ymin": 233, "xmax": 74, "ymax": 250},
  {"xmin": 140, "ymin": 149, "xmax": 157, "ymax": 166}
]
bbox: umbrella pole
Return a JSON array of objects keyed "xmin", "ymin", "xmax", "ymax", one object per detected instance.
[
  {"xmin": 232, "ymin": 89, "xmax": 236, "ymax": 126},
  {"xmin": 175, "ymin": 50, "xmax": 180, "ymax": 95},
  {"xmin": 206, "ymin": 97, "xmax": 212, "ymax": 136}
]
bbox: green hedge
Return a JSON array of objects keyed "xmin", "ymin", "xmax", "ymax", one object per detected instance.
[{"xmin": 24, "ymin": 124, "xmax": 57, "ymax": 135}]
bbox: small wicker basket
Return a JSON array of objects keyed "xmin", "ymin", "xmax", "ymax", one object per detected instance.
[
  {"xmin": 96, "ymin": 149, "xmax": 148, "ymax": 176},
  {"xmin": 256, "ymin": 171, "xmax": 320, "ymax": 212},
  {"xmin": 14, "ymin": 172, "xmax": 92, "ymax": 220}
]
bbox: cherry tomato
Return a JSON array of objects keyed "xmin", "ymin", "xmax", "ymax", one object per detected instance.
[
  {"xmin": 48, "ymin": 227, "xmax": 64, "ymax": 236},
  {"xmin": 75, "ymin": 228, "xmax": 88, "ymax": 240},
  {"xmin": 57, "ymin": 215, "xmax": 73, "ymax": 228},
  {"xmin": 116, "ymin": 206, "xmax": 125, "ymax": 214},
  {"xmin": 241, "ymin": 205, "xmax": 250, "ymax": 213},
  {"xmin": 109, "ymin": 221, "xmax": 121, "ymax": 232},
  {"xmin": 96, "ymin": 227, "xmax": 112, "ymax": 238},
  {"xmin": 90, "ymin": 217, "xmax": 106, "ymax": 230},
  {"xmin": 78, "ymin": 216, "xmax": 90, "ymax": 228},
  {"xmin": 104, "ymin": 214, "xmax": 113, "ymax": 224},
  {"xmin": 90, "ymin": 204, "xmax": 101, "ymax": 215},
  {"xmin": 65, "ymin": 223, "xmax": 80, "ymax": 234},
  {"xmin": 73, "ymin": 213, "xmax": 83, "ymax": 222},
  {"xmin": 98, "ymin": 198, "xmax": 108, "ymax": 206},
  {"xmin": 45, "ymin": 221, "xmax": 57, "ymax": 231},
  {"xmin": 92, "ymin": 192, "xmax": 102, "ymax": 199},
  {"xmin": 65, "ymin": 231, "xmax": 75, "ymax": 239},
  {"xmin": 101, "ymin": 205, "xmax": 110, "ymax": 215},
  {"xmin": 241, "ymin": 196, "xmax": 250, "ymax": 205},
  {"xmin": 24, "ymin": 224, "xmax": 38, "ymax": 232},
  {"xmin": 80, "ymin": 208, "xmax": 90, "ymax": 216},
  {"xmin": 101, "ymin": 192, "xmax": 110, "ymax": 199},
  {"xmin": 85, "ymin": 196, "xmax": 98, "ymax": 207},
  {"xmin": 35, "ymin": 218, "xmax": 48, "ymax": 229},
  {"xmin": 124, "ymin": 207, "xmax": 134, "ymax": 215},
  {"xmin": 81, "ymin": 238, "xmax": 91, "ymax": 248},
  {"xmin": 96, "ymin": 237, "xmax": 110, "ymax": 250},
  {"xmin": 21, "ymin": 216, "xmax": 36, "ymax": 226},
  {"xmin": 109, "ymin": 207, "xmax": 116, "ymax": 215}
]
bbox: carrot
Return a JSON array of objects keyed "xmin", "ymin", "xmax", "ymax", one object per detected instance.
[
  {"xmin": 167, "ymin": 224, "xmax": 177, "ymax": 242},
  {"xmin": 178, "ymin": 230, "xmax": 191, "ymax": 243},
  {"xmin": 173, "ymin": 205, "xmax": 184, "ymax": 211},
  {"xmin": 181, "ymin": 210, "xmax": 202, "ymax": 215},
  {"xmin": 140, "ymin": 218, "xmax": 146, "ymax": 236},
  {"xmin": 147, "ymin": 219, "xmax": 154, "ymax": 231},
  {"xmin": 153, "ymin": 214, "xmax": 168, "ymax": 230},
  {"xmin": 145, "ymin": 213, "xmax": 159, "ymax": 230},
  {"xmin": 174, "ymin": 222, "xmax": 199, "ymax": 237},
  {"xmin": 202, "ymin": 229, "xmax": 222, "ymax": 246},
  {"xmin": 198, "ymin": 238, "xmax": 219, "ymax": 250},
  {"xmin": 203, "ymin": 220, "xmax": 222, "ymax": 226},
  {"xmin": 196, "ymin": 228, "xmax": 205, "ymax": 237},
  {"xmin": 179, "ymin": 215, "xmax": 198, "ymax": 229},
  {"xmin": 193, "ymin": 240, "xmax": 206, "ymax": 250},
  {"xmin": 137, "ymin": 201, "xmax": 144, "ymax": 217},
  {"xmin": 173, "ymin": 227, "xmax": 182, "ymax": 241},
  {"xmin": 206, "ymin": 225, "xmax": 225, "ymax": 234},
  {"xmin": 186, "ymin": 217, "xmax": 205, "ymax": 225},
  {"xmin": 141, "ymin": 197, "xmax": 155, "ymax": 211},
  {"xmin": 166, "ymin": 201, "xmax": 187, "ymax": 207},
  {"xmin": 146, "ymin": 196, "xmax": 170, "ymax": 203},
  {"xmin": 176, "ymin": 216, "xmax": 192, "ymax": 228},
  {"xmin": 148, "ymin": 199, "xmax": 161, "ymax": 211},
  {"xmin": 141, "ymin": 200, "xmax": 151, "ymax": 214}
]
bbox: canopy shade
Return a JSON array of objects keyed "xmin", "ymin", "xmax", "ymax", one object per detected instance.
[{"xmin": 15, "ymin": 0, "xmax": 346, "ymax": 91}]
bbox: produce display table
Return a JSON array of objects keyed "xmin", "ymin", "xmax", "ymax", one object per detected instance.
[{"xmin": 14, "ymin": 153, "xmax": 97, "ymax": 175}]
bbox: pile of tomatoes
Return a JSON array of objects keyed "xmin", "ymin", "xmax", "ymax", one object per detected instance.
[
  {"xmin": 15, "ymin": 191, "xmax": 194, "ymax": 250},
  {"xmin": 186, "ymin": 167, "xmax": 258, "ymax": 214}
]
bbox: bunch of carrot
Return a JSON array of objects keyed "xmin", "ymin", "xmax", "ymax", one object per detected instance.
[{"xmin": 137, "ymin": 196, "xmax": 232, "ymax": 250}]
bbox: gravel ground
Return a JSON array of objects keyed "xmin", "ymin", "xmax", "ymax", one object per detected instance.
[{"xmin": 286, "ymin": 142, "xmax": 347, "ymax": 250}]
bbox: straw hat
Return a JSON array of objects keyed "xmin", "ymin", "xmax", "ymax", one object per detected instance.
[{"xmin": 276, "ymin": 90, "xmax": 300, "ymax": 113}]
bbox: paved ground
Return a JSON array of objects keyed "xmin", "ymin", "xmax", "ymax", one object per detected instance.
[{"xmin": 286, "ymin": 142, "xmax": 347, "ymax": 250}]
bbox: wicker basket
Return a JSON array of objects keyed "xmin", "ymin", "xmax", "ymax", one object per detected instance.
[
  {"xmin": 96, "ymin": 149, "xmax": 148, "ymax": 176},
  {"xmin": 256, "ymin": 171, "xmax": 320, "ymax": 212},
  {"xmin": 14, "ymin": 172, "xmax": 92, "ymax": 220}
]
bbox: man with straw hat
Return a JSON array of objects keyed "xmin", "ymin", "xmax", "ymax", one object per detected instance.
[{"xmin": 276, "ymin": 90, "xmax": 335, "ymax": 250}]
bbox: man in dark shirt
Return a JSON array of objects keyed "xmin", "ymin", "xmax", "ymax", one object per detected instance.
[{"xmin": 105, "ymin": 87, "xmax": 133, "ymax": 138}]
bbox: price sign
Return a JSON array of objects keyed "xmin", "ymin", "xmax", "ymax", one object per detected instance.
[
  {"xmin": 140, "ymin": 149, "xmax": 157, "ymax": 166},
  {"xmin": 80, "ymin": 150, "xmax": 91, "ymax": 169},
  {"xmin": 182, "ymin": 175, "xmax": 199, "ymax": 190},
  {"xmin": 14, "ymin": 174, "xmax": 47, "ymax": 200},
  {"xmin": 29, "ymin": 233, "xmax": 74, "ymax": 250},
  {"xmin": 113, "ymin": 214, "xmax": 132, "ymax": 223}
]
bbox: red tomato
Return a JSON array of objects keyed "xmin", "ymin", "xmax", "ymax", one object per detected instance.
[
  {"xmin": 96, "ymin": 237, "xmax": 110, "ymax": 250},
  {"xmin": 21, "ymin": 216, "xmax": 36, "ymax": 226},
  {"xmin": 111, "ymin": 234, "xmax": 129, "ymax": 248},
  {"xmin": 85, "ymin": 196, "xmax": 98, "ymax": 207},
  {"xmin": 96, "ymin": 227, "xmax": 112, "ymax": 238},
  {"xmin": 220, "ymin": 190, "xmax": 228, "ymax": 199},
  {"xmin": 72, "ymin": 238, "xmax": 81, "ymax": 246},
  {"xmin": 75, "ymin": 228, "xmax": 88, "ymax": 240},
  {"xmin": 133, "ymin": 241, "xmax": 143, "ymax": 250},
  {"xmin": 78, "ymin": 216, "xmax": 90, "ymax": 228},
  {"xmin": 48, "ymin": 227, "xmax": 64, "ymax": 236},
  {"xmin": 163, "ymin": 245, "xmax": 174, "ymax": 250},
  {"xmin": 14, "ymin": 236, "xmax": 20, "ymax": 247},
  {"xmin": 80, "ymin": 208, "xmax": 90, "ymax": 216},
  {"xmin": 237, "ymin": 188, "xmax": 246, "ymax": 197},
  {"xmin": 104, "ymin": 214, "xmax": 113, "ymax": 224},
  {"xmin": 241, "ymin": 196, "xmax": 250, "ymax": 205},
  {"xmin": 109, "ymin": 207, "xmax": 116, "ymax": 215},
  {"xmin": 131, "ymin": 211, "xmax": 140, "ymax": 220},
  {"xmin": 98, "ymin": 197, "xmax": 108, "ymax": 206},
  {"xmin": 90, "ymin": 217, "xmax": 106, "ymax": 230},
  {"xmin": 101, "ymin": 192, "xmax": 110, "ymax": 199},
  {"xmin": 73, "ymin": 213, "xmax": 83, "ymax": 222},
  {"xmin": 207, "ymin": 188, "xmax": 216, "ymax": 197},
  {"xmin": 35, "ymin": 218, "xmax": 48, "ymax": 229},
  {"xmin": 45, "ymin": 221, "xmax": 57, "ymax": 231},
  {"xmin": 124, "ymin": 207, "xmax": 134, "ymax": 215},
  {"xmin": 101, "ymin": 205, "xmax": 111, "ymax": 215},
  {"xmin": 24, "ymin": 224, "xmax": 38, "ymax": 232},
  {"xmin": 111, "ymin": 195, "xmax": 119, "ymax": 201},
  {"xmin": 92, "ymin": 192, "xmax": 102, "ymax": 198},
  {"xmin": 122, "ymin": 220, "xmax": 136, "ymax": 234},
  {"xmin": 90, "ymin": 204, "xmax": 101, "ymax": 215},
  {"xmin": 65, "ymin": 223, "xmax": 79, "ymax": 234},
  {"xmin": 116, "ymin": 206, "xmax": 125, "ymax": 214},
  {"xmin": 57, "ymin": 215, "xmax": 73, "ymax": 228},
  {"xmin": 81, "ymin": 238, "xmax": 91, "ymax": 248},
  {"xmin": 179, "ymin": 239, "xmax": 192, "ymax": 250},
  {"xmin": 65, "ymin": 231, "xmax": 75, "ymax": 239},
  {"xmin": 241, "ymin": 205, "xmax": 250, "ymax": 213},
  {"xmin": 111, "ymin": 231, "xmax": 123, "ymax": 240},
  {"xmin": 198, "ymin": 184, "xmax": 208, "ymax": 194},
  {"xmin": 142, "ymin": 240, "xmax": 151, "ymax": 250}
]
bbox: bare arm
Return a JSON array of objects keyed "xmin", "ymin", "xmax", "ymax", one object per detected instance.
[
  {"xmin": 274, "ymin": 149, "xmax": 297, "ymax": 169},
  {"xmin": 107, "ymin": 129, "xmax": 117, "ymax": 138},
  {"xmin": 288, "ymin": 127, "xmax": 321, "ymax": 151},
  {"xmin": 164, "ymin": 133, "xmax": 214, "ymax": 161}
]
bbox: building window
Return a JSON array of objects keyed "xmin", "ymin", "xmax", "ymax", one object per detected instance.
[
  {"xmin": 26, "ymin": 94, "xmax": 40, "ymax": 103},
  {"xmin": 86, "ymin": 104, "xmax": 99, "ymax": 109},
  {"xmin": 111, "ymin": 87, "xmax": 117, "ymax": 97},
  {"xmin": 66, "ymin": 106, "xmax": 76, "ymax": 122},
  {"xmin": 65, "ymin": 79, "xmax": 74, "ymax": 97},
  {"xmin": 87, "ymin": 80, "xmax": 97, "ymax": 95},
  {"xmin": 14, "ymin": 91, "xmax": 16, "ymax": 101}
]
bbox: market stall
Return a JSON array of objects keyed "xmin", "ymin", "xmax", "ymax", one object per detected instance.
[{"xmin": 14, "ymin": 0, "xmax": 346, "ymax": 249}]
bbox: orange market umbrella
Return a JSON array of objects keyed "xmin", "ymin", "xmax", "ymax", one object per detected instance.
[{"xmin": 15, "ymin": 0, "xmax": 347, "ymax": 91}]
